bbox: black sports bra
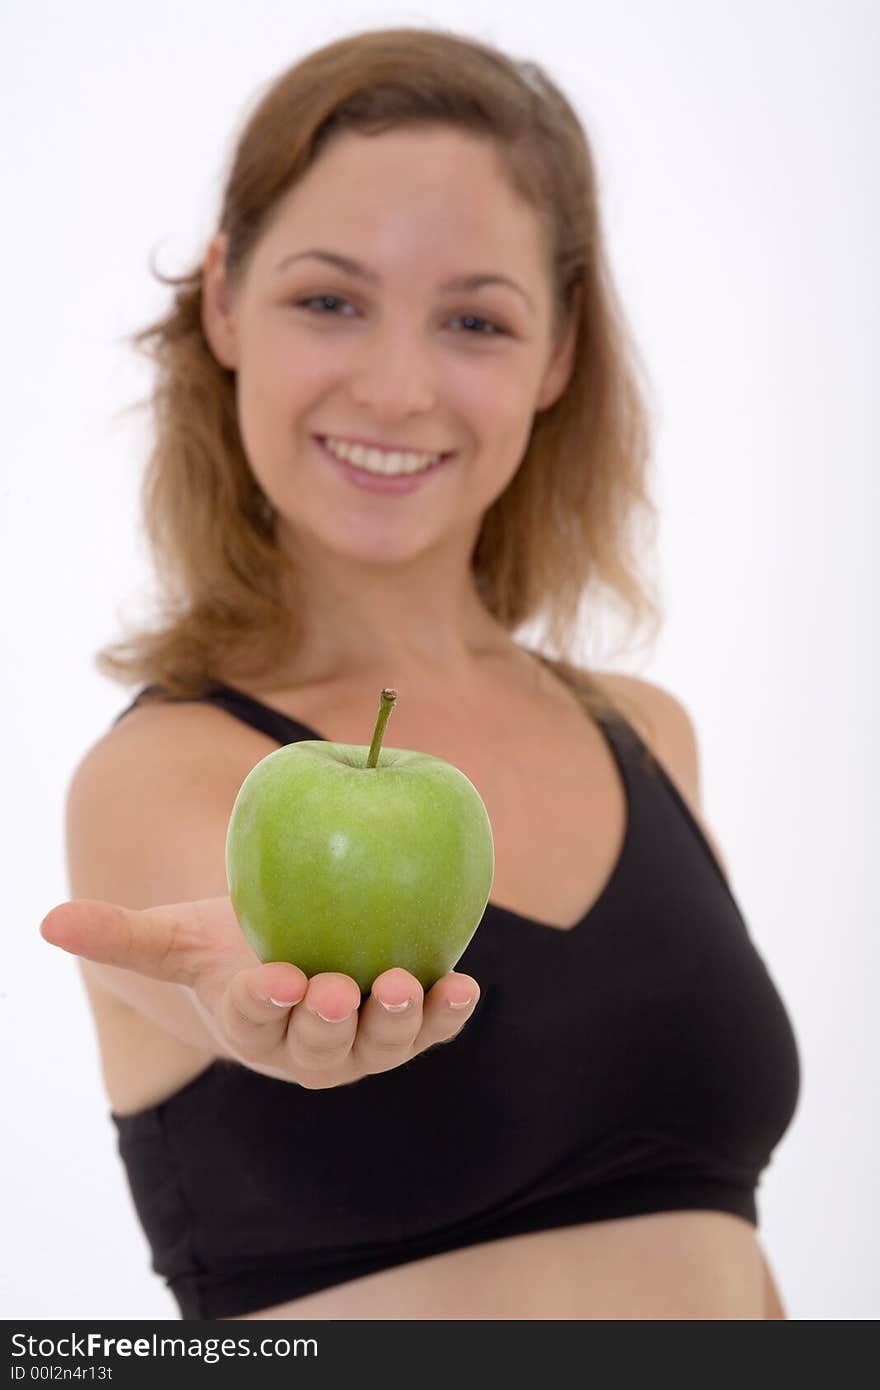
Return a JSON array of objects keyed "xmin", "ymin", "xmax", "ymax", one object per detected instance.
[{"xmin": 108, "ymin": 668, "xmax": 800, "ymax": 1319}]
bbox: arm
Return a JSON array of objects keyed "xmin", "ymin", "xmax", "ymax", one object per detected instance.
[
  {"xmin": 63, "ymin": 706, "xmax": 246, "ymax": 1052},
  {"xmin": 761, "ymin": 1249, "xmax": 788, "ymax": 1319}
]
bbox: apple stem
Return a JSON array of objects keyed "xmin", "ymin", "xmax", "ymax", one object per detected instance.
[{"xmin": 366, "ymin": 688, "xmax": 397, "ymax": 768}]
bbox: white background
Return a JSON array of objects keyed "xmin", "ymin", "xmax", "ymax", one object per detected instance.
[{"xmin": 2, "ymin": 0, "xmax": 877, "ymax": 1321}]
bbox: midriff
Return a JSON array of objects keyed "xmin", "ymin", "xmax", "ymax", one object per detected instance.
[{"xmin": 224, "ymin": 1212, "xmax": 766, "ymax": 1320}]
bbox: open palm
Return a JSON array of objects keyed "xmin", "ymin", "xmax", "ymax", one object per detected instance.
[{"xmin": 41, "ymin": 895, "xmax": 480, "ymax": 1089}]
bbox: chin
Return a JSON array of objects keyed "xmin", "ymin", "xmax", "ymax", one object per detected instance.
[{"xmin": 278, "ymin": 517, "xmax": 439, "ymax": 566}]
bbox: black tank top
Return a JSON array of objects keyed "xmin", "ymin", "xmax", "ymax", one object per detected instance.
[{"xmin": 108, "ymin": 672, "xmax": 800, "ymax": 1319}]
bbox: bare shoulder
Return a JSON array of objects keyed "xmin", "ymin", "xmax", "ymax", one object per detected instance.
[
  {"xmin": 591, "ymin": 671, "xmax": 732, "ymax": 882},
  {"xmin": 69, "ymin": 694, "xmax": 267, "ymax": 816},
  {"xmin": 592, "ymin": 673, "xmax": 701, "ymax": 804},
  {"xmin": 92, "ymin": 693, "xmax": 245, "ymax": 765},
  {"xmin": 64, "ymin": 694, "xmax": 251, "ymax": 912}
]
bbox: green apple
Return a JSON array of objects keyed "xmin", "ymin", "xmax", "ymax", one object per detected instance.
[{"xmin": 225, "ymin": 688, "xmax": 494, "ymax": 993}]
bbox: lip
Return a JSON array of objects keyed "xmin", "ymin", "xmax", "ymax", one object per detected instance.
[
  {"xmin": 314, "ymin": 432, "xmax": 452, "ymax": 455},
  {"xmin": 314, "ymin": 436, "xmax": 455, "ymax": 495}
]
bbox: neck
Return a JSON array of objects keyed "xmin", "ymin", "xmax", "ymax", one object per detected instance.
[{"xmin": 272, "ymin": 528, "xmax": 518, "ymax": 691}]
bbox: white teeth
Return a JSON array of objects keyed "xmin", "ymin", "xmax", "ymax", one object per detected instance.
[{"xmin": 322, "ymin": 436, "xmax": 441, "ymax": 475}]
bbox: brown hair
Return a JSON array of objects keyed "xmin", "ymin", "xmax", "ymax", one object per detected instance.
[{"xmin": 96, "ymin": 25, "xmax": 662, "ymax": 735}]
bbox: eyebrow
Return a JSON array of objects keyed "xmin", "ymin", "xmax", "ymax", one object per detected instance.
[{"xmin": 272, "ymin": 248, "xmax": 535, "ymax": 315}]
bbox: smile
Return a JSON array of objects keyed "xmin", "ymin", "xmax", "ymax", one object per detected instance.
[{"xmin": 318, "ymin": 435, "xmax": 448, "ymax": 476}]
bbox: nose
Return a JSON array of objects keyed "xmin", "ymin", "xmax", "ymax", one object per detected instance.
[{"xmin": 348, "ymin": 320, "xmax": 438, "ymax": 418}]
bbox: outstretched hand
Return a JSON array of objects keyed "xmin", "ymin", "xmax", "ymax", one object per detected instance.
[{"xmin": 40, "ymin": 896, "xmax": 480, "ymax": 1089}]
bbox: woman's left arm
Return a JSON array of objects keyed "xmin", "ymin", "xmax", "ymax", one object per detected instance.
[{"xmin": 761, "ymin": 1249, "xmax": 787, "ymax": 1319}]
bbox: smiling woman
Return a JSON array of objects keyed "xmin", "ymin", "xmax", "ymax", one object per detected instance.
[
  {"xmin": 93, "ymin": 26, "xmax": 658, "ymax": 701},
  {"xmin": 45, "ymin": 22, "xmax": 800, "ymax": 1323}
]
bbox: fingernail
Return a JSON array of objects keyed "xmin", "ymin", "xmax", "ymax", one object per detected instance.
[
  {"xmin": 310, "ymin": 1005, "xmax": 357, "ymax": 1023},
  {"xmin": 448, "ymin": 995, "xmax": 475, "ymax": 1010},
  {"xmin": 267, "ymin": 997, "xmax": 295, "ymax": 1008},
  {"xmin": 378, "ymin": 996, "xmax": 413, "ymax": 1013}
]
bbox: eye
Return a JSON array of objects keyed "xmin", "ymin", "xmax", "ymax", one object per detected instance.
[
  {"xmin": 292, "ymin": 295, "xmax": 508, "ymax": 337},
  {"xmin": 450, "ymin": 313, "xmax": 506, "ymax": 337},
  {"xmin": 296, "ymin": 294, "xmax": 358, "ymax": 318}
]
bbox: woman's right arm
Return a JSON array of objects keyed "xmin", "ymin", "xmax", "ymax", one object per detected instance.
[
  {"xmin": 61, "ymin": 714, "xmax": 242, "ymax": 1053},
  {"xmin": 50, "ymin": 709, "xmax": 480, "ymax": 1088}
]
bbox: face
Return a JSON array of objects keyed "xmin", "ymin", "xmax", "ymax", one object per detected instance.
[{"xmin": 202, "ymin": 126, "xmax": 577, "ymax": 566}]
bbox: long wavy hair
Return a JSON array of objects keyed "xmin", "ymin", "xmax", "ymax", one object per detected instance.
[{"xmin": 96, "ymin": 25, "xmax": 663, "ymax": 729}]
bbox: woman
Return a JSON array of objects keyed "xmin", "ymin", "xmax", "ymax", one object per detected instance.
[{"xmin": 41, "ymin": 27, "xmax": 800, "ymax": 1320}]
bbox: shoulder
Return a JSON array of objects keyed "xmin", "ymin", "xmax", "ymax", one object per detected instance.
[
  {"xmin": 591, "ymin": 671, "xmax": 732, "ymax": 882},
  {"xmin": 593, "ymin": 673, "xmax": 701, "ymax": 804},
  {"xmin": 65, "ymin": 695, "xmax": 250, "ymax": 915},
  {"xmin": 66, "ymin": 696, "xmax": 249, "ymax": 864},
  {"xmin": 100, "ymin": 691, "xmax": 255, "ymax": 775},
  {"xmin": 109, "ymin": 682, "xmax": 301, "ymax": 760}
]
